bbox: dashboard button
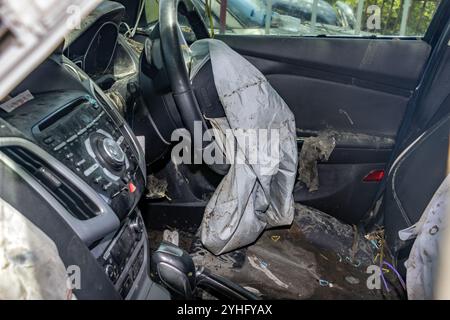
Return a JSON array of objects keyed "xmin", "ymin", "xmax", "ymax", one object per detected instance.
[
  {"xmin": 43, "ymin": 137, "xmax": 54, "ymax": 145},
  {"xmin": 67, "ymin": 135, "xmax": 77, "ymax": 143},
  {"xmin": 105, "ymin": 264, "xmax": 118, "ymax": 283},
  {"xmin": 83, "ymin": 163, "xmax": 99, "ymax": 177},
  {"xmin": 76, "ymin": 159, "xmax": 86, "ymax": 167},
  {"xmin": 120, "ymin": 276, "xmax": 133, "ymax": 298},
  {"xmin": 103, "ymin": 182, "xmax": 113, "ymax": 191},
  {"xmin": 53, "ymin": 142, "xmax": 66, "ymax": 151},
  {"xmin": 128, "ymin": 182, "xmax": 136, "ymax": 193},
  {"xmin": 94, "ymin": 176, "xmax": 103, "ymax": 184},
  {"xmin": 86, "ymin": 121, "xmax": 95, "ymax": 129},
  {"xmin": 77, "ymin": 128, "xmax": 87, "ymax": 136}
]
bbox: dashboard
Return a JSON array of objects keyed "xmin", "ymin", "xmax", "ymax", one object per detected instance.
[
  {"xmin": 0, "ymin": 0, "xmax": 172, "ymax": 300},
  {"xmin": 0, "ymin": 44, "xmax": 164, "ymax": 301}
]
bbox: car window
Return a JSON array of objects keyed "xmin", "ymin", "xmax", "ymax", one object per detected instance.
[
  {"xmin": 145, "ymin": 0, "xmax": 159, "ymax": 24},
  {"xmin": 191, "ymin": 0, "xmax": 442, "ymax": 37}
]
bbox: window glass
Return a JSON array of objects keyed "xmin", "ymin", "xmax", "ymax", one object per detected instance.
[
  {"xmin": 191, "ymin": 0, "xmax": 442, "ymax": 37},
  {"xmin": 145, "ymin": 0, "xmax": 159, "ymax": 24}
]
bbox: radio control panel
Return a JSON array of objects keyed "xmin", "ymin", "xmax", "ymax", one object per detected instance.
[{"xmin": 3, "ymin": 91, "xmax": 146, "ymax": 220}]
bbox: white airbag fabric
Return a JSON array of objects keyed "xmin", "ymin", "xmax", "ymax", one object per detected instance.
[
  {"xmin": 191, "ymin": 40, "xmax": 298, "ymax": 255},
  {"xmin": 399, "ymin": 174, "xmax": 450, "ymax": 299},
  {"xmin": 0, "ymin": 198, "xmax": 70, "ymax": 300}
]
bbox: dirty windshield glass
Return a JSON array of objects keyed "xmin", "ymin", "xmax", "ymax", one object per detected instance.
[{"xmin": 185, "ymin": 0, "xmax": 442, "ymax": 37}]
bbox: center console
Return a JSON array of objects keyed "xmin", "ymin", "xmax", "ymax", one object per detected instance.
[
  {"xmin": 30, "ymin": 93, "xmax": 145, "ymax": 219},
  {"xmin": 97, "ymin": 211, "xmax": 147, "ymax": 298}
]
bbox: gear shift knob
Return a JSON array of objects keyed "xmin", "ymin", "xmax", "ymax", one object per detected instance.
[{"xmin": 151, "ymin": 242, "xmax": 196, "ymax": 299}]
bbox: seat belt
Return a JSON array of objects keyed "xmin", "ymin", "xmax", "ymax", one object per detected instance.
[{"xmin": 389, "ymin": 93, "xmax": 450, "ymax": 175}]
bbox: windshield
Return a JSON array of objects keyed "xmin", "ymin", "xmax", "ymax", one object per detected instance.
[{"xmin": 144, "ymin": 0, "xmax": 442, "ymax": 38}]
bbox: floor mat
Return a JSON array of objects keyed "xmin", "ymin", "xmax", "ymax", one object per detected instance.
[{"xmin": 147, "ymin": 204, "xmax": 405, "ymax": 300}]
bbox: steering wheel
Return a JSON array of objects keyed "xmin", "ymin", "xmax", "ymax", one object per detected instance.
[{"xmin": 158, "ymin": 0, "xmax": 211, "ymax": 145}]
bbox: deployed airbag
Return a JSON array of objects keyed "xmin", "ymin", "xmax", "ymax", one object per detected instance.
[
  {"xmin": 191, "ymin": 40, "xmax": 298, "ymax": 255},
  {"xmin": 0, "ymin": 198, "xmax": 70, "ymax": 300},
  {"xmin": 399, "ymin": 174, "xmax": 450, "ymax": 299}
]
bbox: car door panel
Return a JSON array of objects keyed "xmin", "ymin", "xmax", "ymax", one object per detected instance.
[
  {"xmin": 267, "ymin": 73, "xmax": 410, "ymax": 137},
  {"xmin": 218, "ymin": 35, "xmax": 431, "ymax": 223}
]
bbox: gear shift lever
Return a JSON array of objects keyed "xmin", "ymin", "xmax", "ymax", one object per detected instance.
[{"xmin": 151, "ymin": 242, "xmax": 196, "ymax": 299}]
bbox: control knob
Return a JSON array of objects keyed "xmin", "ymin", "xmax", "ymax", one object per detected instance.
[
  {"xmin": 129, "ymin": 217, "xmax": 144, "ymax": 242},
  {"xmin": 99, "ymin": 137, "xmax": 125, "ymax": 170},
  {"xmin": 105, "ymin": 263, "xmax": 119, "ymax": 283}
]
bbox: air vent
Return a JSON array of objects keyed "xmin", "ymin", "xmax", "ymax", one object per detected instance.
[{"xmin": 1, "ymin": 146, "xmax": 100, "ymax": 220}]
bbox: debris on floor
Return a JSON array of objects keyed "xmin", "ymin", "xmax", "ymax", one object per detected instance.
[
  {"xmin": 146, "ymin": 204, "xmax": 403, "ymax": 300},
  {"xmin": 298, "ymin": 132, "xmax": 336, "ymax": 192},
  {"xmin": 345, "ymin": 276, "xmax": 360, "ymax": 285},
  {"xmin": 295, "ymin": 203, "xmax": 374, "ymax": 267},
  {"xmin": 319, "ymin": 279, "xmax": 334, "ymax": 287},
  {"xmin": 243, "ymin": 286, "xmax": 263, "ymax": 298},
  {"xmin": 163, "ymin": 229, "xmax": 179, "ymax": 246},
  {"xmin": 271, "ymin": 235, "xmax": 281, "ymax": 242},
  {"xmin": 191, "ymin": 236, "xmax": 247, "ymax": 274},
  {"xmin": 365, "ymin": 227, "xmax": 407, "ymax": 297},
  {"xmin": 148, "ymin": 229, "xmax": 195, "ymax": 254},
  {"xmin": 146, "ymin": 175, "xmax": 171, "ymax": 200},
  {"xmin": 247, "ymin": 255, "xmax": 289, "ymax": 289},
  {"xmin": 365, "ymin": 228, "xmax": 387, "ymax": 250},
  {"xmin": 182, "ymin": 223, "xmax": 390, "ymax": 299}
]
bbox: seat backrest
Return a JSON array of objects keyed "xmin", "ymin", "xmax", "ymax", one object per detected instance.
[
  {"xmin": 382, "ymin": 24, "xmax": 450, "ymax": 265},
  {"xmin": 383, "ymin": 112, "xmax": 449, "ymax": 257}
]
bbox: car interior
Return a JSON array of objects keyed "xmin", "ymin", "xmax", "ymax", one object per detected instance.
[{"xmin": 0, "ymin": 0, "xmax": 449, "ymax": 300}]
